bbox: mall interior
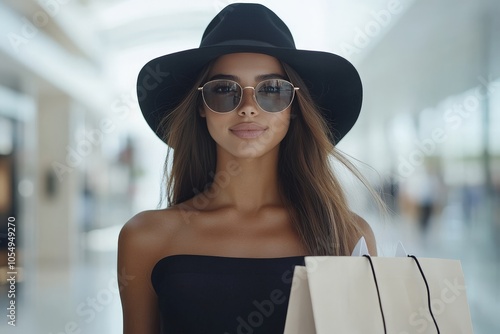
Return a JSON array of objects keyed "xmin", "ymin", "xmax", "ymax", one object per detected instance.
[{"xmin": 0, "ymin": 0, "xmax": 499, "ymax": 333}]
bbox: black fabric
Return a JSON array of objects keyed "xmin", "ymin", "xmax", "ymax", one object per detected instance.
[{"xmin": 151, "ymin": 255, "xmax": 305, "ymax": 334}]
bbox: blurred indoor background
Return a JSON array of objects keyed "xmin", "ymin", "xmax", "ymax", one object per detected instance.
[{"xmin": 0, "ymin": 0, "xmax": 498, "ymax": 333}]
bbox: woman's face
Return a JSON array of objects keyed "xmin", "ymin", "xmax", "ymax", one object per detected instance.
[{"xmin": 200, "ymin": 53, "xmax": 292, "ymax": 160}]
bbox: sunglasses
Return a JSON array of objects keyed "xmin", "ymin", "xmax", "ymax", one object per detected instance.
[{"xmin": 198, "ymin": 79, "xmax": 299, "ymax": 113}]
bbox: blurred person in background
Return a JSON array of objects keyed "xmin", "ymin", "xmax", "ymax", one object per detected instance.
[{"xmin": 400, "ymin": 162, "xmax": 444, "ymax": 232}]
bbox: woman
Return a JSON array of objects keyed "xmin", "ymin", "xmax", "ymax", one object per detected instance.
[{"xmin": 118, "ymin": 3, "xmax": 377, "ymax": 333}]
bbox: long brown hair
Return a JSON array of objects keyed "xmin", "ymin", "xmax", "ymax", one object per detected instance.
[{"xmin": 158, "ymin": 60, "xmax": 379, "ymax": 256}]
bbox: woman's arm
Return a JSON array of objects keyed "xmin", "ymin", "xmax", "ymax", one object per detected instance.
[{"xmin": 118, "ymin": 212, "xmax": 162, "ymax": 334}]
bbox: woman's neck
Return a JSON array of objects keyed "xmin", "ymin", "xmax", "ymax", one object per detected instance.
[{"xmin": 203, "ymin": 149, "xmax": 282, "ymax": 213}]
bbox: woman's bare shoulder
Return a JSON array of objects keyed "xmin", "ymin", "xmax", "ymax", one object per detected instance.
[
  {"xmin": 119, "ymin": 207, "xmax": 186, "ymax": 245},
  {"xmin": 350, "ymin": 213, "xmax": 377, "ymax": 256},
  {"xmin": 119, "ymin": 203, "xmax": 203, "ymax": 249},
  {"xmin": 121, "ymin": 208, "xmax": 174, "ymax": 231}
]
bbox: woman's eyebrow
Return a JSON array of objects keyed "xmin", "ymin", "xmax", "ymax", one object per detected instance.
[
  {"xmin": 207, "ymin": 73, "xmax": 287, "ymax": 82},
  {"xmin": 208, "ymin": 74, "xmax": 239, "ymax": 81},
  {"xmin": 256, "ymin": 73, "xmax": 287, "ymax": 81}
]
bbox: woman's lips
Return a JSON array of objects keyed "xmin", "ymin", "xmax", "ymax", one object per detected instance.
[
  {"xmin": 230, "ymin": 129, "xmax": 266, "ymax": 138},
  {"xmin": 229, "ymin": 123, "xmax": 267, "ymax": 138}
]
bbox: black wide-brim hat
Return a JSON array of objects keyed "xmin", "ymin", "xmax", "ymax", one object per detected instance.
[{"xmin": 137, "ymin": 3, "xmax": 362, "ymax": 145}]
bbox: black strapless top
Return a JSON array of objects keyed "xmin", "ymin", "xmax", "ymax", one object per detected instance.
[{"xmin": 151, "ymin": 255, "xmax": 305, "ymax": 334}]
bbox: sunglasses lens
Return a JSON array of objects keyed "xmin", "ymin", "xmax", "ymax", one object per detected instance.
[
  {"xmin": 256, "ymin": 79, "xmax": 294, "ymax": 112},
  {"xmin": 202, "ymin": 80, "xmax": 241, "ymax": 113}
]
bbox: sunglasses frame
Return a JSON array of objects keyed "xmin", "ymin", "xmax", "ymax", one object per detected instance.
[{"xmin": 198, "ymin": 78, "xmax": 299, "ymax": 114}]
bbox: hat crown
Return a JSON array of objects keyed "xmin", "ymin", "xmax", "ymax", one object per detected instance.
[{"xmin": 200, "ymin": 3, "xmax": 296, "ymax": 49}]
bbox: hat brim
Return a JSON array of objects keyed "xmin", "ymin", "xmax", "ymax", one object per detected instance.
[{"xmin": 137, "ymin": 45, "xmax": 362, "ymax": 144}]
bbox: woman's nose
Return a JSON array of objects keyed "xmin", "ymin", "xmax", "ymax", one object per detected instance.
[{"xmin": 237, "ymin": 87, "xmax": 260, "ymax": 116}]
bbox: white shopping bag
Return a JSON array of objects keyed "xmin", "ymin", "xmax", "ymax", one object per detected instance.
[{"xmin": 284, "ymin": 241, "xmax": 474, "ymax": 334}]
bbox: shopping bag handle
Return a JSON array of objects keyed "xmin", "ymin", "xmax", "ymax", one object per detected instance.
[
  {"xmin": 362, "ymin": 255, "xmax": 441, "ymax": 334},
  {"xmin": 408, "ymin": 255, "xmax": 441, "ymax": 333},
  {"xmin": 363, "ymin": 255, "xmax": 387, "ymax": 333}
]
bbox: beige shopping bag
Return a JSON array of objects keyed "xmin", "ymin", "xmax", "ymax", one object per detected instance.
[{"xmin": 284, "ymin": 255, "xmax": 474, "ymax": 334}]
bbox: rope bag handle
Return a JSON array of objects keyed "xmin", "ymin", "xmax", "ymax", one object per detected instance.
[{"xmin": 362, "ymin": 254, "xmax": 441, "ymax": 334}]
